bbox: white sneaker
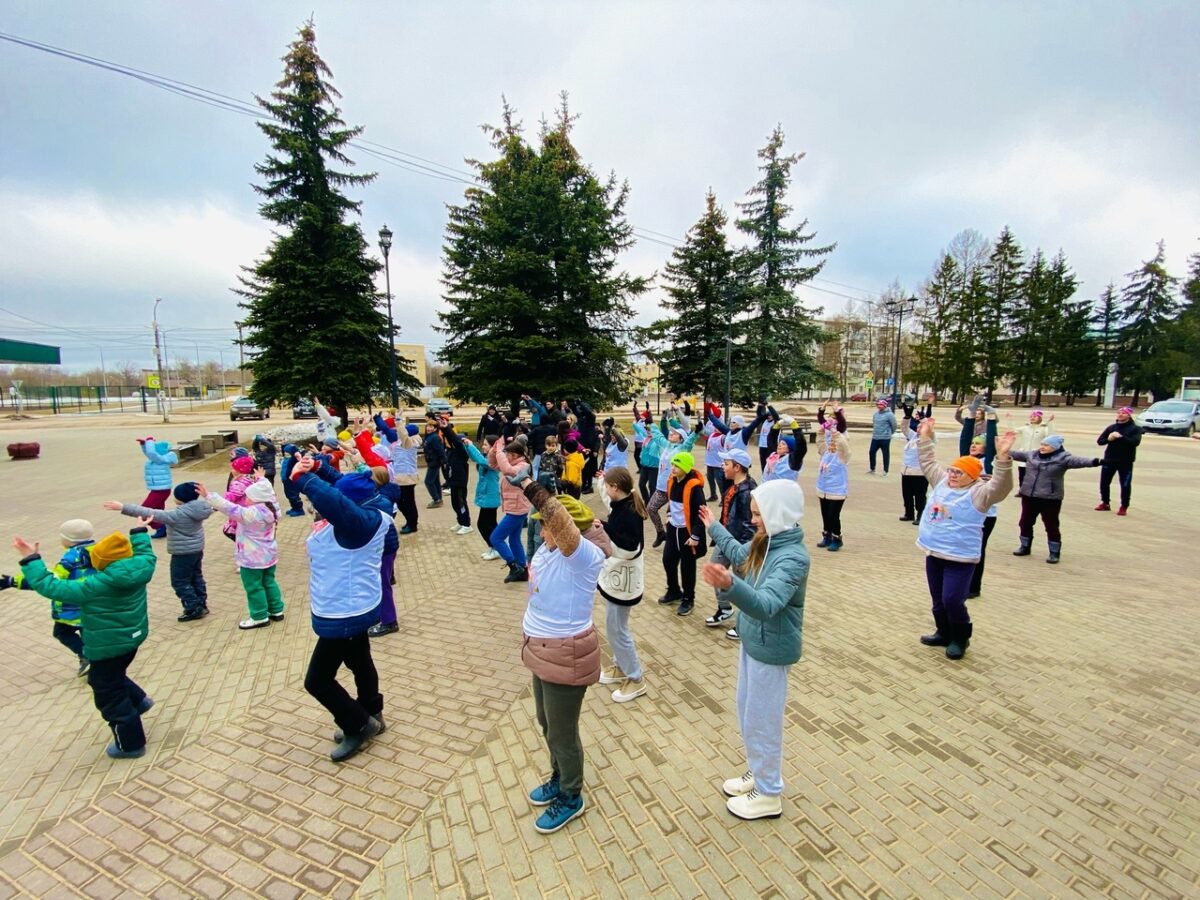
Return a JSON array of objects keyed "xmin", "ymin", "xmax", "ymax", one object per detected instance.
[
  {"xmin": 722, "ymin": 770, "xmax": 755, "ymax": 797},
  {"xmin": 705, "ymin": 608, "xmax": 735, "ymax": 627},
  {"xmin": 725, "ymin": 627, "xmax": 740, "ymax": 641},
  {"xmin": 599, "ymin": 665, "xmax": 625, "ymax": 685},
  {"xmin": 612, "ymin": 678, "xmax": 645, "ymax": 703},
  {"xmin": 456, "ymin": 525, "xmax": 473, "ymax": 535},
  {"xmin": 726, "ymin": 788, "xmax": 782, "ymax": 820},
  {"xmin": 481, "ymin": 548, "xmax": 500, "ymax": 560},
  {"xmin": 238, "ymin": 617, "xmax": 270, "ymax": 630}
]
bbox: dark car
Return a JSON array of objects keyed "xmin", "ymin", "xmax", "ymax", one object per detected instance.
[
  {"xmin": 230, "ymin": 398, "xmax": 270, "ymax": 421},
  {"xmin": 292, "ymin": 398, "xmax": 318, "ymax": 419},
  {"xmin": 881, "ymin": 392, "xmax": 916, "ymax": 406}
]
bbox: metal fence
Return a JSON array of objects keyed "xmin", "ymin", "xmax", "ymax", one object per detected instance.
[{"xmin": 0, "ymin": 384, "xmax": 230, "ymax": 415}]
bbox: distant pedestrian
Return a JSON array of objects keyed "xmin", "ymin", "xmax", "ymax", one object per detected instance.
[
  {"xmin": 867, "ymin": 400, "xmax": 897, "ymax": 476},
  {"xmin": 1095, "ymin": 407, "xmax": 1143, "ymax": 516}
]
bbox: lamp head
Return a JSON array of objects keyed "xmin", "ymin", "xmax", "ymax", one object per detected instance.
[{"xmin": 378, "ymin": 224, "xmax": 393, "ymax": 257}]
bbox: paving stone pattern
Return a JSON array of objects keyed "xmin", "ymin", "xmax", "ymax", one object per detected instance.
[{"xmin": 0, "ymin": 413, "xmax": 1196, "ymax": 898}]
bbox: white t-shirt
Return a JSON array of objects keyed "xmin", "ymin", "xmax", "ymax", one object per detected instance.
[{"xmin": 522, "ymin": 536, "xmax": 605, "ymax": 638}]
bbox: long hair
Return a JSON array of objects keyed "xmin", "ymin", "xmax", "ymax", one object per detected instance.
[
  {"xmin": 736, "ymin": 530, "xmax": 769, "ymax": 581},
  {"xmin": 603, "ymin": 467, "xmax": 646, "ymax": 518}
]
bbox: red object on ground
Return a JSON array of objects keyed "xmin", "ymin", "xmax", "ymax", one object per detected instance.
[{"xmin": 7, "ymin": 442, "xmax": 40, "ymax": 460}]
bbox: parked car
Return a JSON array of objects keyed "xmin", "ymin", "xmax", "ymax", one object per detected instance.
[
  {"xmin": 292, "ymin": 398, "xmax": 318, "ymax": 419},
  {"xmin": 230, "ymin": 398, "xmax": 269, "ymax": 421},
  {"xmin": 427, "ymin": 398, "xmax": 453, "ymax": 415},
  {"xmin": 1135, "ymin": 399, "xmax": 1200, "ymax": 436},
  {"xmin": 850, "ymin": 392, "xmax": 868, "ymax": 402},
  {"xmin": 878, "ymin": 392, "xmax": 916, "ymax": 406}
]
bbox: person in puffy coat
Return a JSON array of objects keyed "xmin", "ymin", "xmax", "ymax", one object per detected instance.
[
  {"xmin": 135, "ymin": 437, "xmax": 177, "ymax": 538},
  {"xmin": 14, "ymin": 523, "xmax": 157, "ymax": 758},
  {"xmin": 508, "ymin": 471, "xmax": 608, "ymax": 835},
  {"xmin": 489, "ymin": 435, "xmax": 534, "ymax": 583},
  {"xmin": 1009, "ymin": 434, "xmax": 1100, "ymax": 564},
  {"xmin": 200, "ymin": 479, "xmax": 284, "ymax": 629},
  {"xmin": 597, "ymin": 467, "xmax": 648, "ymax": 704},
  {"xmin": 463, "ymin": 437, "xmax": 502, "ymax": 559},
  {"xmin": 252, "ymin": 434, "xmax": 277, "ymax": 484},
  {"xmin": 105, "ymin": 482, "xmax": 213, "ymax": 622},
  {"xmin": 700, "ymin": 478, "xmax": 808, "ymax": 821}
]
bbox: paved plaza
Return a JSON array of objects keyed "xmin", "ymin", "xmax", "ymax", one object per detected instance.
[{"xmin": 0, "ymin": 405, "xmax": 1196, "ymax": 899}]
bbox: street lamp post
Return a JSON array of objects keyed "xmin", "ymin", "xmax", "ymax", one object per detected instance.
[
  {"xmin": 152, "ymin": 297, "xmax": 169, "ymax": 423},
  {"xmin": 235, "ymin": 320, "xmax": 246, "ymax": 393},
  {"xmin": 884, "ymin": 296, "xmax": 918, "ymax": 412},
  {"xmin": 378, "ymin": 224, "xmax": 398, "ymax": 409}
]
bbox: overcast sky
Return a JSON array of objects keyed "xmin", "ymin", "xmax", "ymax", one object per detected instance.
[{"xmin": 1, "ymin": 1, "xmax": 1197, "ymax": 374}]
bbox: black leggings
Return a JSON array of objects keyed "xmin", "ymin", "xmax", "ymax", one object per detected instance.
[
  {"xmin": 450, "ymin": 484, "xmax": 470, "ymax": 527},
  {"xmin": 901, "ymin": 474, "xmax": 928, "ymax": 519},
  {"xmin": 819, "ymin": 497, "xmax": 845, "ymax": 535},
  {"xmin": 397, "ymin": 484, "xmax": 418, "ymax": 530},
  {"xmin": 706, "ymin": 465, "xmax": 723, "ymax": 499},
  {"xmin": 970, "ymin": 515, "xmax": 997, "ymax": 594},
  {"xmin": 477, "ymin": 506, "xmax": 498, "ymax": 547},
  {"xmin": 638, "ymin": 466, "xmax": 655, "ymax": 504}
]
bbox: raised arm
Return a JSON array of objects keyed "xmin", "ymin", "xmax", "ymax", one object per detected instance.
[
  {"xmin": 706, "ymin": 411, "xmax": 730, "ymax": 435},
  {"xmin": 465, "ymin": 442, "xmax": 491, "ymax": 468},
  {"xmin": 789, "ymin": 426, "xmax": 808, "ymax": 470},
  {"xmin": 374, "ymin": 413, "xmax": 398, "ymax": 444},
  {"xmin": 1064, "ymin": 453, "xmax": 1102, "ymax": 470},
  {"xmin": 294, "ymin": 468, "xmax": 380, "ymax": 549}
]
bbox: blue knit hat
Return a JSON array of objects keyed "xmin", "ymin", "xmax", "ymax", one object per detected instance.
[
  {"xmin": 1042, "ymin": 434, "xmax": 1064, "ymax": 451},
  {"xmin": 406, "ymin": 423, "xmax": 419, "ymax": 436},
  {"xmin": 282, "ymin": 443, "xmax": 299, "ymax": 456},
  {"xmin": 335, "ymin": 473, "xmax": 377, "ymax": 503},
  {"xmin": 780, "ymin": 435, "xmax": 795, "ymax": 452}
]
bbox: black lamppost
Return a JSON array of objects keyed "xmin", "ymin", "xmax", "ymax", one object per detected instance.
[
  {"xmin": 378, "ymin": 224, "xmax": 398, "ymax": 408},
  {"xmin": 884, "ymin": 296, "xmax": 918, "ymax": 411}
]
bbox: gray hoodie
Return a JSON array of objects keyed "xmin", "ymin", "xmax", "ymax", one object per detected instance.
[
  {"xmin": 121, "ymin": 500, "xmax": 213, "ymax": 555},
  {"xmin": 871, "ymin": 409, "xmax": 898, "ymax": 440}
]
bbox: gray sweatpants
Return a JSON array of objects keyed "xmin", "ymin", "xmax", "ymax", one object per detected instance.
[
  {"xmin": 604, "ymin": 604, "xmax": 642, "ymax": 681},
  {"xmin": 736, "ymin": 644, "xmax": 790, "ymax": 796}
]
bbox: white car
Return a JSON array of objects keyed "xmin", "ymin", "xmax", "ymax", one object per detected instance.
[{"xmin": 1135, "ymin": 399, "xmax": 1200, "ymax": 436}]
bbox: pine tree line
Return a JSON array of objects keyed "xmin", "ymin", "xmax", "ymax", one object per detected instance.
[{"xmin": 908, "ymin": 228, "xmax": 1199, "ymax": 406}]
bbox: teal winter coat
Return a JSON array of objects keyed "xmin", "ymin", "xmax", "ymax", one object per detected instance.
[
  {"xmin": 709, "ymin": 524, "xmax": 808, "ymax": 666},
  {"xmin": 465, "ymin": 443, "xmax": 501, "ymax": 509}
]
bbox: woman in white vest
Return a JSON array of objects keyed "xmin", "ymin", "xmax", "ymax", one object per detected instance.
[
  {"xmin": 914, "ymin": 418, "xmax": 1016, "ymax": 661},
  {"xmin": 290, "ymin": 456, "xmax": 392, "ymax": 763},
  {"xmin": 596, "ymin": 467, "xmax": 647, "ymax": 703}
]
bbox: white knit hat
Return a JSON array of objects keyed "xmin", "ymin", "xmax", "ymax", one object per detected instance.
[{"xmin": 60, "ymin": 519, "xmax": 94, "ymax": 543}]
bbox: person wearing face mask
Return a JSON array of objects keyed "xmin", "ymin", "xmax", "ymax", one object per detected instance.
[
  {"xmin": 1095, "ymin": 406, "xmax": 1142, "ymax": 516},
  {"xmin": 1009, "ymin": 434, "xmax": 1101, "ymax": 564},
  {"xmin": 915, "ymin": 418, "xmax": 1016, "ymax": 660},
  {"xmin": 698, "ymin": 479, "xmax": 808, "ymax": 821}
]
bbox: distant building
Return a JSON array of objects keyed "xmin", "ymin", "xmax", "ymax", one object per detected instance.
[{"xmin": 394, "ymin": 343, "xmax": 428, "ymax": 386}]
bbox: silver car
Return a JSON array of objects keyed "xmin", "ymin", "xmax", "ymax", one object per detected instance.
[{"xmin": 1135, "ymin": 399, "xmax": 1200, "ymax": 436}]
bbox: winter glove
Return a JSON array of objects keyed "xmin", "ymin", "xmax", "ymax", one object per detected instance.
[
  {"xmin": 506, "ymin": 465, "xmax": 532, "ymax": 486},
  {"xmin": 0, "ymin": 574, "xmax": 14, "ymax": 590}
]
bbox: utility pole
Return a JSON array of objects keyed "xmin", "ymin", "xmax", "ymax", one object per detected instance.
[
  {"xmin": 235, "ymin": 321, "xmax": 247, "ymax": 393},
  {"xmin": 153, "ymin": 297, "xmax": 169, "ymax": 423}
]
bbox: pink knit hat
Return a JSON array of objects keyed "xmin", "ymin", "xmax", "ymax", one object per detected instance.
[{"xmin": 231, "ymin": 456, "xmax": 255, "ymax": 474}]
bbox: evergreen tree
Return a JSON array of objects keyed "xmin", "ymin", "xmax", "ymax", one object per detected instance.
[
  {"xmin": 1090, "ymin": 283, "xmax": 1122, "ymax": 405},
  {"xmin": 1051, "ymin": 297, "xmax": 1098, "ymax": 404},
  {"xmin": 1166, "ymin": 250, "xmax": 1200, "ymax": 380},
  {"xmin": 1117, "ymin": 241, "xmax": 1180, "ymax": 405},
  {"xmin": 1004, "ymin": 249, "xmax": 1047, "ymax": 404},
  {"xmin": 235, "ymin": 22, "xmax": 417, "ymax": 421},
  {"xmin": 438, "ymin": 98, "xmax": 647, "ymax": 408},
  {"xmin": 734, "ymin": 127, "xmax": 835, "ymax": 400},
  {"xmin": 946, "ymin": 268, "xmax": 988, "ymax": 400},
  {"xmin": 977, "ymin": 226, "xmax": 1024, "ymax": 400},
  {"xmin": 651, "ymin": 190, "xmax": 740, "ymax": 403},
  {"xmin": 1036, "ymin": 251, "xmax": 1079, "ymax": 404},
  {"xmin": 909, "ymin": 253, "xmax": 960, "ymax": 394}
]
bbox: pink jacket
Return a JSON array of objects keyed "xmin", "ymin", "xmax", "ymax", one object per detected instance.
[{"xmin": 489, "ymin": 436, "xmax": 532, "ymax": 516}]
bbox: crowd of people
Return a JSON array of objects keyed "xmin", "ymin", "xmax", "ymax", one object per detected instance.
[{"xmin": 2, "ymin": 393, "xmax": 1148, "ymax": 831}]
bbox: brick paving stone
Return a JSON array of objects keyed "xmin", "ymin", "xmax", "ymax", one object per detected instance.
[{"xmin": 0, "ymin": 411, "xmax": 1197, "ymax": 897}]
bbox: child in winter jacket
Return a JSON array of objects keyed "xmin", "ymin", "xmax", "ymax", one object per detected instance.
[
  {"xmin": 598, "ymin": 467, "xmax": 648, "ymax": 703},
  {"xmin": 136, "ymin": 437, "xmax": 178, "ymax": 538},
  {"xmin": 0, "ymin": 518, "xmax": 97, "ymax": 676},
  {"xmin": 201, "ymin": 479, "xmax": 284, "ymax": 629},
  {"xmin": 560, "ymin": 439, "xmax": 585, "ymax": 499},
  {"xmin": 105, "ymin": 482, "xmax": 214, "ymax": 622}
]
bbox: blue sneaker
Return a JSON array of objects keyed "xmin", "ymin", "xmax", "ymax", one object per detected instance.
[
  {"xmin": 106, "ymin": 741, "xmax": 146, "ymax": 759},
  {"xmin": 528, "ymin": 774, "xmax": 560, "ymax": 806},
  {"xmin": 285, "ymin": 509, "xmax": 306, "ymax": 517},
  {"xmin": 534, "ymin": 793, "xmax": 585, "ymax": 833}
]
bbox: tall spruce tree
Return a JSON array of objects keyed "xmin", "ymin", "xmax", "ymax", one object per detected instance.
[
  {"xmin": 1166, "ymin": 250, "xmax": 1200, "ymax": 380},
  {"xmin": 1051, "ymin": 297, "xmax": 1098, "ymax": 404},
  {"xmin": 651, "ymin": 190, "xmax": 739, "ymax": 402},
  {"xmin": 438, "ymin": 98, "xmax": 647, "ymax": 408},
  {"xmin": 734, "ymin": 127, "xmax": 835, "ymax": 400},
  {"xmin": 1005, "ymin": 249, "xmax": 1047, "ymax": 404},
  {"xmin": 977, "ymin": 226, "xmax": 1024, "ymax": 400},
  {"xmin": 909, "ymin": 253, "xmax": 960, "ymax": 394},
  {"xmin": 1117, "ymin": 241, "xmax": 1180, "ymax": 404},
  {"xmin": 235, "ymin": 22, "xmax": 417, "ymax": 420},
  {"xmin": 1090, "ymin": 283, "xmax": 1122, "ymax": 405}
]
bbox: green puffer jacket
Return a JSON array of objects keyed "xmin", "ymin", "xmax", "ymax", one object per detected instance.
[
  {"xmin": 19, "ymin": 529, "xmax": 155, "ymax": 661},
  {"xmin": 709, "ymin": 524, "xmax": 808, "ymax": 666}
]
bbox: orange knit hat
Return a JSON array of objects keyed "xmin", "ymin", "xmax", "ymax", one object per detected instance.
[
  {"xmin": 949, "ymin": 456, "xmax": 983, "ymax": 480},
  {"xmin": 88, "ymin": 532, "xmax": 133, "ymax": 570}
]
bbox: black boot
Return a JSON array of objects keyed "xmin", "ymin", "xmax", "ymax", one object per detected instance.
[
  {"xmin": 945, "ymin": 622, "xmax": 972, "ymax": 660},
  {"xmin": 920, "ymin": 611, "xmax": 951, "ymax": 647},
  {"xmin": 1046, "ymin": 541, "xmax": 1061, "ymax": 564},
  {"xmin": 816, "ymin": 532, "xmax": 831, "ymax": 548},
  {"xmin": 504, "ymin": 562, "xmax": 529, "ymax": 583},
  {"xmin": 1012, "ymin": 536, "xmax": 1032, "ymax": 556}
]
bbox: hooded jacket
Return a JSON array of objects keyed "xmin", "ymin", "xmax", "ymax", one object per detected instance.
[
  {"xmin": 141, "ymin": 440, "xmax": 177, "ymax": 490},
  {"xmin": 252, "ymin": 435, "xmax": 277, "ymax": 476},
  {"xmin": 1010, "ymin": 447, "xmax": 1100, "ymax": 500},
  {"xmin": 465, "ymin": 442, "xmax": 501, "ymax": 508},
  {"xmin": 121, "ymin": 499, "xmax": 212, "ymax": 555},
  {"xmin": 19, "ymin": 529, "xmax": 154, "ymax": 661},
  {"xmin": 709, "ymin": 480, "xmax": 808, "ymax": 666},
  {"xmin": 720, "ymin": 475, "xmax": 758, "ymax": 544}
]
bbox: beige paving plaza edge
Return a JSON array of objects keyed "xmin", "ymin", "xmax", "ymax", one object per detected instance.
[{"xmin": 0, "ymin": 405, "xmax": 1195, "ymax": 898}]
